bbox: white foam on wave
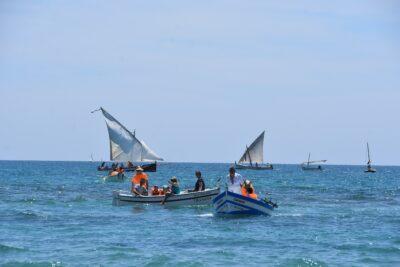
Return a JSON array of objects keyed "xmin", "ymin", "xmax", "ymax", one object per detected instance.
[
  {"xmin": 275, "ymin": 213, "xmax": 304, "ymax": 217},
  {"xmin": 197, "ymin": 213, "xmax": 214, "ymax": 218}
]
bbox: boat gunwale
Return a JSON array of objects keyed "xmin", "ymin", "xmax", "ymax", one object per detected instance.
[{"xmin": 114, "ymin": 187, "xmax": 220, "ymax": 203}]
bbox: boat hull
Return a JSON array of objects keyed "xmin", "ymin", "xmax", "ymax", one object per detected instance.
[
  {"xmin": 235, "ymin": 163, "xmax": 273, "ymax": 170},
  {"xmin": 113, "ymin": 187, "xmax": 220, "ymax": 206},
  {"xmin": 213, "ymin": 191, "xmax": 275, "ymax": 216},
  {"xmin": 98, "ymin": 162, "xmax": 157, "ymax": 172},
  {"xmin": 301, "ymin": 166, "xmax": 323, "ymax": 171}
]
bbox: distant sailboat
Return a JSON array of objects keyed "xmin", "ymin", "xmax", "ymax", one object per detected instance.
[
  {"xmin": 93, "ymin": 107, "xmax": 163, "ymax": 172},
  {"xmin": 301, "ymin": 153, "xmax": 327, "ymax": 171},
  {"xmin": 365, "ymin": 142, "xmax": 376, "ymax": 173},
  {"xmin": 235, "ymin": 131, "xmax": 273, "ymax": 170}
]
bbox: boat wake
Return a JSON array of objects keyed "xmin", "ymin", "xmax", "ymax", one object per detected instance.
[{"xmin": 196, "ymin": 213, "xmax": 214, "ymax": 218}]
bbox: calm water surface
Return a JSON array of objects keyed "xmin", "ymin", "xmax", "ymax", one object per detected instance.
[{"xmin": 0, "ymin": 161, "xmax": 399, "ymax": 266}]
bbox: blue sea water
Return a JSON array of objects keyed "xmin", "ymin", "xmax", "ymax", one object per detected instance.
[{"xmin": 0, "ymin": 161, "xmax": 399, "ymax": 266}]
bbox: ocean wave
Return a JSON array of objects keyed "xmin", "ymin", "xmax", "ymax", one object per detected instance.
[
  {"xmin": 0, "ymin": 243, "xmax": 26, "ymax": 252},
  {"xmin": 15, "ymin": 210, "xmax": 49, "ymax": 220},
  {"xmin": 196, "ymin": 213, "xmax": 214, "ymax": 218},
  {"xmin": 281, "ymin": 258, "xmax": 327, "ymax": 267},
  {"xmin": 71, "ymin": 195, "xmax": 87, "ymax": 202},
  {"xmin": 1, "ymin": 261, "xmax": 63, "ymax": 267},
  {"xmin": 275, "ymin": 213, "xmax": 304, "ymax": 217}
]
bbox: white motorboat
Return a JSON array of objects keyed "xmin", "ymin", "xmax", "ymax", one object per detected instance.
[
  {"xmin": 112, "ymin": 187, "xmax": 220, "ymax": 206},
  {"xmin": 213, "ymin": 190, "xmax": 277, "ymax": 216}
]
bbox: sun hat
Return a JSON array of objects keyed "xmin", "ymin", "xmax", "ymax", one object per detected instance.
[{"xmin": 135, "ymin": 166, "xmax": 144, "ymax": 171}]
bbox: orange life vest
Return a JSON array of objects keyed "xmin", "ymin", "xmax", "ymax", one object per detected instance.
[
  {"xmin": 152, "ymin": 188, "xmax": 160, "ymax": 195},
  {"xmin": 241, "ymin": 187, "xmax": 258, "ymax": 199},
  {"xmin": 248, "ymin": 193, "xmax": 258, "ymax": 199},
  {"xmin": 241, "ymin": 187, "xmax": 247, "ymax": 196},
  {"xmin": 131, "ymin": 173, "xmax": 148, "ymax": 185}
]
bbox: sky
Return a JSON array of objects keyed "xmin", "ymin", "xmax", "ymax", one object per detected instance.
[{"xmin": 1, "ymin": 0, "xmax": 399, "ymax": 165}]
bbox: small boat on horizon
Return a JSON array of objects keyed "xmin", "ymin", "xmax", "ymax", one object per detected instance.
[
  {"xmin": 365, "ymin": 142, "xmax": 376, "ymax": 173},
  {"xmin": 301, "ymin": 153, "xmax": 327, "ymax": 171},
  {"xmin": 234, "ymin": 131, "xmax": 273, "ymax": 170},
  {"xmin": 213, "ymin": 190, "xmax": 277, "ymax": 216},
  {"xmin": 93, "ymin": 107, "xmax": 163, "ymax": 172}
]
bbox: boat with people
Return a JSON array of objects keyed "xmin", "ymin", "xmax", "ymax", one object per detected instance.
[
  {"xmin": 213, "ymin": 190, "xmax": 277, "ymax": 215},
  {"xmin": 97, "ymin": 162, "xmax": 157, "ymax": 172},
  {"xmin": 234, "ymin": 131, "xmax": 273, "ymax": 170},
  {"xmin": 301, "ymin": 153, "xmax": 327, "ymax": 171},
  {"xmin": 213, "ymin": 167, "xmax": 277, "ymax": 215},
  {"xmin": 365, "ymin": 142, "xmax": 376, "ymax": 173},
  {"xmin": 92, "ymin": 107, "xmax": 163, "ymax": 173},
  {"xmin": 113, "ymin": 187, "xmax": 220, "ymax": 206}
]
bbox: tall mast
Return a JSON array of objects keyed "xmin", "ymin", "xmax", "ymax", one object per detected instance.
[
  {"xmin": 246, "ymin": 145, "xmax": 253, "ymax": 166},
  {"xmin": 307, "ymin": 153, "xmax": 311, "ymax": 166},
  {"xmin": 367, "ymin": 143, "xmax": 371, "ymax": 164}
]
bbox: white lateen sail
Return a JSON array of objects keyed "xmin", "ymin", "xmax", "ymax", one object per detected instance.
[
  {"xmin": 238, "ymin": 131, "xmax": 265, "ymax": 164},
  {"xmin": 100, "ymin": 107, "xmax": 163, "ymax": 162}
]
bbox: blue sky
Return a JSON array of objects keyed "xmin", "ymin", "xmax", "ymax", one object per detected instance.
[{"xmin": 1, "ymin": 1, "xmax": 399, "ymax": 165}]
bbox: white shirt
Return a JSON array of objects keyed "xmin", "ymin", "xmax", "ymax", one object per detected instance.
[{"xmin": 226, "ymin": 173, "xmax": 243, "ymax": 194}]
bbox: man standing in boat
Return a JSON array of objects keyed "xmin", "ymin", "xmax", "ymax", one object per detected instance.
[{"xmin": 226, "ymin": 167, "xmax": 243, "ymax": 194}]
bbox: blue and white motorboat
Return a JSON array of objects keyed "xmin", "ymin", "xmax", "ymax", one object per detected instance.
[{"xmin": 213, "ymin": 190, "xmax": 277, "ymax": 216}]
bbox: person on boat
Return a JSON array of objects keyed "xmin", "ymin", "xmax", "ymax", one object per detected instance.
[
  {"xmin": 151, "ymin": 185, "xmax": 161, "ymax": 196},
  {"xmin": 161, "ymin": 177, "xmax": 180, "ymax": 204},
  {"xmin": 127, "ymin": 161, "xmax": 134, "ymax": 168},
  {"xmin": 132, "ymin": 178, "xmax": 148, "ymax": 196},
  {"xmin": 116, "ymin": 166, "xmax": 124, "ymax": 179},
  {"xmin": 189, "ymin": 171, "xmax": 205, "ymax": 192},
  {"xmin": 131, "ymin": 166, "xmax": 148, "ymax": 190},
  {"xmin": 227, "ymin": 167, "xmax": 243, "ymax": 194},
  {"xmin": 159, "ymin": 185, "xmax": 168, "ymax": 196},
  {"xmin": 99, "ymin": 162, "xmax": 106, "ymax": 170},
  {"xmin": 241, "ymin": 180, "xmax": 258, "ymax": 199}
]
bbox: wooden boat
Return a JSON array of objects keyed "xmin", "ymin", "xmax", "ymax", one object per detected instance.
[
  {"xmin": 365, "ymin": 143, "xmax": 376, "ymax": 173},
  {"xmin": 213, "ymin": 190, "xmax": 277, "ymax": 215},
  {"xmin": 97, "ymin": 162, "xmax": 157, "ymax": 172},
  {"xmin": 93, "ymin": 107, "xmax": 163, "ymax": 172},
  {"xmin": 301, "ymin": 153, "xmax": 327, "ymax": 171},
  {"xmin": 234, "ymin": 131, "xmax": 273, "ymax": 170},
  {"xmin": 112, "ymin": 187, "xmax": 220, "ymax": 206}
]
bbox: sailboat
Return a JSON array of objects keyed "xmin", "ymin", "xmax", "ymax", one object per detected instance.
[
  {"xmin": 365, "ymin": 142, "xmax": 376, "ymax": 173},
  {"xmin": 301, "ymin": 153, "xmax": 327, "ymax": 171},
  {"xmin": 234, "ymin": 131, "xmax": 273, "ymax": 170},
  {"xmin": 93, "ymin": 107, "xmax": 163, "ymax": 172}
]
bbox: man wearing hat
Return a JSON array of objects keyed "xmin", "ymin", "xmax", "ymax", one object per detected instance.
[{"xmin": 131, "ymin": 166, "xmax": 149, "ymax": 192}]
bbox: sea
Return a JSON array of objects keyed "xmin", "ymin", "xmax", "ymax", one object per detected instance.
[{"xmin": 0, "ymin": 161, "xmax": 399, "ymax": 266}]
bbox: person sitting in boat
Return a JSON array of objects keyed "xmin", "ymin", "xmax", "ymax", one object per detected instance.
[
  {"xmin": 99, "ymin": 162, "xmax": 106, "ymax": 170},
  {"xmin": 131, "ymin": 166, "xmax": 148, "ymax": 190},
  {"xmin": 160, "ymin": 185, "xmax": 168, "ymax": 196},
  {"xmin": 151, "ymin": 185, "xmax": 161, "ymax": 196},
  {"xmin": 241, "ymin": 180, "xmax": 258, "ymax": 199},
  {"xmin": 189, "ymin": 171, "xmax": 205, "ymax": 192},
  {"xmin": 161, "ymin": 177, "xmax": 180, "ymax": 205},
  {"xmin": 132, "ymin": 178, "xmax": 148, "ymax": 196},
  {"xmin": 227, "ymin": 167, "xmax": 243, "ymax": 194},
  {"xmin": 127, "ymin": 161, "xmax": 134, "ymax": 168}
]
